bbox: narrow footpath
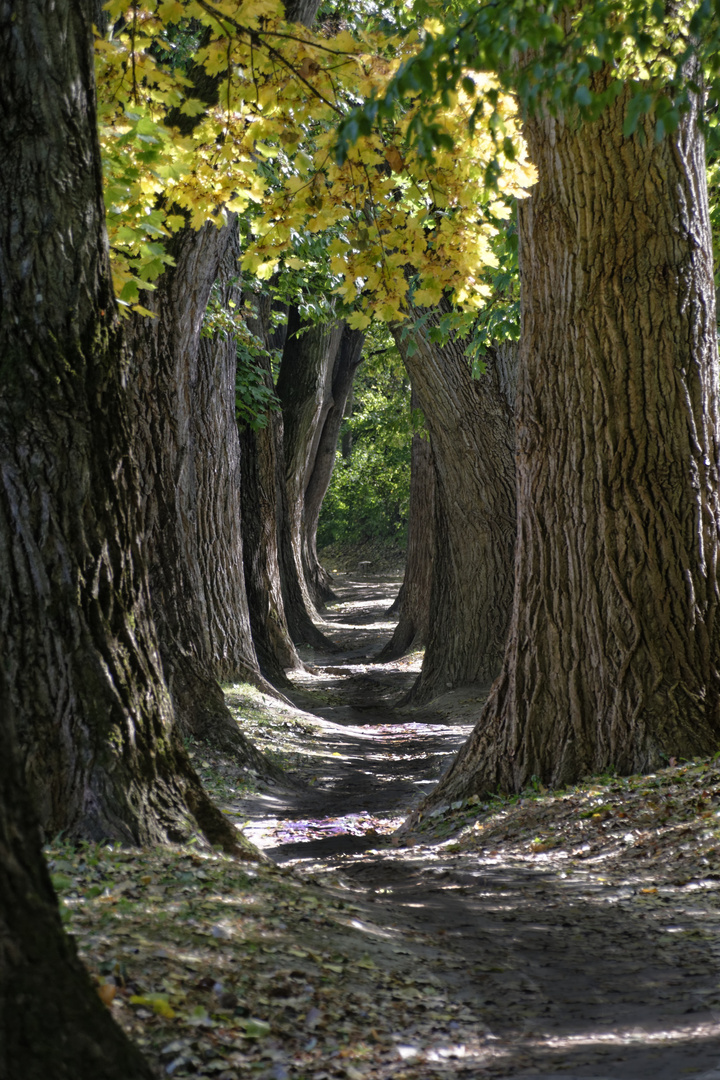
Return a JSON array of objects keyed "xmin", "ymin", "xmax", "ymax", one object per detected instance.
[
  {"xmin": 48, "ymin": 570, "xmax": 720, "ymax": 1080},
  {"xmin": 230, "ymin": 570, "xmax": 720, "ymax": 1080}
]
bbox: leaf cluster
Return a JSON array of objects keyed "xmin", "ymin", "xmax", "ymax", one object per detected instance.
[
  {"xmin": 96, "ymin": 0, "xmax": 535, "ymax": 323},
  {"xmin": 202, "ymin": 281, "xmax": 279, "ymax": 428}
]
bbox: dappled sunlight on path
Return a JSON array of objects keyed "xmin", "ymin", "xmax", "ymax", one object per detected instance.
[
  {"xmin": 233, "ymin": 569, "xmax": 720, "ymax": 1080},
  {"xmin": 46, "ymin": 568, "xmax": 720, "ymax": 1080}
]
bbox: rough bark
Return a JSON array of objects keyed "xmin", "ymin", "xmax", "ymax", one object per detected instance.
[
  {"xmin": 194, "ymin": 253, "xmax": 258, "ymax": 685},
  {"xmin": 239, "ymin": 295, "xmax": 303, "ymax": 684},
  {"xmin": 283, "ymin": 0, "xmax": 322, "ymax": 25},
  {"xmin": 239, "ymin": 0, "xmax": 334, "ymax": 659},
  {"xmin": 395, "ymin": 312, "xmax": 517, "ymax": 703},
  {"xmin": 0, "ymin": 0, "xmax": 246, "ymax": 853},
  {"xmin": 303, "ymin": 325, "xmax": 365, "ymax": 604},
  {"xmin": 128, "ymin": 225, "xmax": 283, "ymax": 778},
  {"xmin": 423, "ymin": 84, "xmax": 720, "ymax": 808},
  {"xmin": 0, "ymin": 672, "xmax": 155, "ymax": 1080},
  {"xmin": 386, "ymin": 582, "xmax": 405, "ymax": 617},
  {"xmin": 275, "ymin": 308, "xmax": 343, "ymax": 646},
  {"xmin": 377, "ymin": 388, "xmax": 436, "ymax": 660}
]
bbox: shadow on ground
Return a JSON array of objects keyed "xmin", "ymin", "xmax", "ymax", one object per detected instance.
[{"xmin": 229, "ymin": 570, "xmax": 720, "ymax": 1079}]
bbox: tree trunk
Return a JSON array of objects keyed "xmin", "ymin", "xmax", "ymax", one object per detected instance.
[
  {"xmin": 0, "ymin": 671, "xmax": 155, "ymax": 1080},
  {"xmin": 423, "ymin": 83, "xmax": 720, "ymax": 807},
  {"xmin": 194, "ymin": 250, "xmax": 259, "ymax": 686},
  {"xmin": 239, "ymin": 292, "xmax": 304, "ymax": 682},
  {"xmin": 303, "ymin": 325, "xmax": 365, "ymax": 604},
  {"xmin": 284, "ymin": 0, "xmax": 322, "ymax": 25},
  {"xmin": 341, "ymin": 388, "xmax": 354, "ymax": 459},
  {"xmin": 377, "ymin": 388, "xmax": 436, "ymax": 660},
  {"xmin": 275, "ymin": 308, "xmax": 343, "ymax": 645},
  {"xmin": 236, "ymin": 0, "xmax": 329, "ymax": 668},
  {"xmin": 0, "ymin": 0, "xmax": 247, "ymax": 851},
  {"xmin": 129, "ymin": 226, "xmax": 282, "ymax": 776},
  {"xmin": 395, "ymin": 312, "xmax": 517, "ymax": 703}
]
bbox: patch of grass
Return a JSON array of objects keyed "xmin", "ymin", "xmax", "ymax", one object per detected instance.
[
  {"xmin": 223, "ymin": 682, "xmax": 321, "ymax": 772},
  {"xmin": 186, "ymin": 741, "xmax": 261, "ymax": 801}
]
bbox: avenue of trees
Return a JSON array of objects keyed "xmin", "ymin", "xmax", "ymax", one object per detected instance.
[{"xmin": 3, "ymin": 0, "xmax": 720, "ymax": 1070}]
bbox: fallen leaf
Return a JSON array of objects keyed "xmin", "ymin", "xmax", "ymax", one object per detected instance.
[{"xmin": 97, "ymin": 982, "xmax": 116, "ymax": 1006}]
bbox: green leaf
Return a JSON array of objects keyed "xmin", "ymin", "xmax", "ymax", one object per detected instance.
[
  {"xmin": 574, "ymin": 85, "xmax": 592, "ymax": 108},
  {"xmin": 240, "ymin": 1017, "xmax": 271, "ymax": 1038}
]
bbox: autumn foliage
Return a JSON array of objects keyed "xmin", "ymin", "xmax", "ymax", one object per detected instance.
[{"xmin": 96, "ymin": 0, "xmax": 536, "ymax": 324}]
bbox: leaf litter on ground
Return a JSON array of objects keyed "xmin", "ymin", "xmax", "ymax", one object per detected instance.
[
  {"xmin": 42, "ymin": 572, "xmax": 720, "ymax": 1079},
  {"xmin": 46, "ymin": 749, "xmax": 720, "ymax": 1079}
]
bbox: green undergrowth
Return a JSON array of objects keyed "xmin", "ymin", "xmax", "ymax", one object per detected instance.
[
  {"xmin": 186, "ymin": 741, "xmax": 262, "ymax": 804},
  {"xmin": 222, "ymin": 683, "xmax": 321, "ymax": 774},
  {"xmin": 404, "ymin": 755, "xmax": 720, "ymax": 886}
]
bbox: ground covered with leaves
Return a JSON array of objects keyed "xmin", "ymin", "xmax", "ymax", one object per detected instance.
[{"xmin": 46, "ymin": 573, "xmax": 720, "ymax": 1080}]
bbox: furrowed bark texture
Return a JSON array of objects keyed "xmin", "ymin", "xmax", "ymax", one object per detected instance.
[
  {"xmin": 194, "ymin": 279, "xmax": 256, "ymax": 684},
  {"xmin": 275, "ymin": 308, "xmax": 343, "ymax": 647},
  {"xmin": 0, "ymin": 674, "xmax": 155, "ymax": 1080},
  {"xmin": 395, "ymin": 312, "xmax": 516, "ymax": 703},
  {"xmin": 425, "ymin": 86, "xmax": 720, "ymax": 808},
  {"xmin": 129, "ymin": 227, "xmax": 280, "ymax": 778},
  {"xmin": 303, "ymin": 325, "xmax": 365, "ymax": 604},
  {"xmin": 377, "ymin": 388, "xmax": 436, "ymax": 661},
  {"xmin": 0, "ymin": 0, "xmax": 246, "ymax": 851},
  {"xmin": 240, "ymin": 298, "xmax": 303, "ymax": 685},
  {"xmin": 283, "ymin": 0, "xmax": 322, "ymax": 24}
]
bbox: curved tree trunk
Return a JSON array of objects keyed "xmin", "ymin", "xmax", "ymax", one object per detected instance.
[
  {"xmin": 395, "ymin": 313, "xmax": 517, "ymax": 703},
  {"xmin": 422, "ymin": 83, "xmax": 720, "ymax": 808},
  {"xmin": 129, "ymin": 226, "xmax": 282, "ymax": 777},
  {"xmin": 275, "ymin": 307, "xmax": 344, "ymax": 645},
  {"xmin": 0, "ymin": 672, "xmax": 155, "ymax": 1080},
  {"xmin": 386, "ymin": 583, "xmax": 405, "ymax": 617},
  {"xmin": 0, "ymin": 0, "xmax": 245, "ymax": 853},
  {"xmin": 240, "ymin": 293, "xmax": 304, "ymax": 681},
  {"xmin": 377, "ymin": 388, "xmax": 436, "ymax": 660},
  {"xmin": 303, "ymin": 324, "xmax": 365, "ymax": 604}
]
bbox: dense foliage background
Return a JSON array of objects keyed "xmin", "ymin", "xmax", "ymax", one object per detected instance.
[{"xmin": 318, "ymin": 329, "xmax": 413, "ymax": 549}]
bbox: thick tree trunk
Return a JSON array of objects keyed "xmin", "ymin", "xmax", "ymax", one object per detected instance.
[
  {"xmin": 129, "ymin": 226, "xmax": 281, "ymax": 775},
  {"xmin": 303, "ymin": 325, "xmax": 365, "ymax": 604},
  {"xmin": 275, "ymin": 308, "xmax": 343, "ymax": 645},
  {"xmin": 0, "ymin": 0, "xmax": 247, "ymax": 850},
  {"xmin": 423, "ymin": 84, "xmax": 720, "ymax": 808},
  {"xmin": 240, "ymin": 294, "xmax": 304, "ymax": 681},
  {"xmin": 395, "ymin": 312, "xmax": 517, "ymax": 703},
  {"xmin": 0, "ymin": 673, "xmax": 155, "ymax": 1080},
  {"xmin": 194, "ymin": 268, "xmax": 258, "ymax": 686},
  {"xmin": 377, "ymin": 389, "xmax": 436, "ymax": 660}
]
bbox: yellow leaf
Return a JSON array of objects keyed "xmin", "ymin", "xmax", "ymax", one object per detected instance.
[
  {"xmin": 179, "ymin": 98, "xmax": 206, "ymax": 117},
  {"xmin": 97, "ymin": 983, "xmax": 116, "ymax": 1007},
  {"xmin": 130, "ymin": 994, "xmax": 176, "ymax": 1019},
  {"xmin": 414, "ymin": 285, "xmax": 443, "ymax": 307},
  {"xmin": 157, "ymin": 0, "xmax": 184, "ymax": 19},
  {"xmin": 346, "ymin": 310, "xmax": 371, "ymax": 330},
  {"xmin": 385, "ymin": 145, "xmax": 404, "ymax": 173}
]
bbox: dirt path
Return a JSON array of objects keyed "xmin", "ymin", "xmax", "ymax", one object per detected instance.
[
  {"xmin": 48, "ymin": 572, "xmax": 720, "ymax": 1080},
  {"xmin": 233, "ymin": 571, "xmax": 720, "ymax": 1080}
]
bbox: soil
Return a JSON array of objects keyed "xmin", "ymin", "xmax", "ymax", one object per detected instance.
[
  {"xmin": 232, "ymin": 570, "xmax": 720, "ymax": 1080},
  {"xmin": 48, "ymin": 570, "xmax": 720, "ymax": 1080}
]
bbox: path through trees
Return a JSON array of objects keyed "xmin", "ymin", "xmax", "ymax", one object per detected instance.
[{"xmin": 48, "ymin": 572, "xmax": 720, "ymax": 1080}]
